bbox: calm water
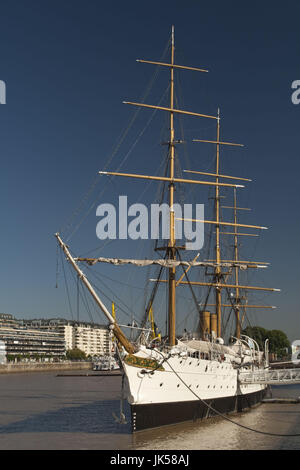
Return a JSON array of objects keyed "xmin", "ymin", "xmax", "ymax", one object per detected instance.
[{"xmin": 0, "ymin": 371, "xmax": 299, "ymax": 450}]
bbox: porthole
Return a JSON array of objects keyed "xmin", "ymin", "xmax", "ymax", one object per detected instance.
[{"xmin": 137, "ymin": 370, "xmax": 146, "ymax": 378}]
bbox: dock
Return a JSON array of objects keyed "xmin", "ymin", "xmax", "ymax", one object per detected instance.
[
  {"xmin": 239, "ymin": 367, "xmax": 300, "ymax": 385},
  {"xmin": 56, "ymin": 370, "xmax": 123, "ymax": 377},
  {"xmin": 262, "ymin": 397, "xmax": 300, "ymax": 404}
]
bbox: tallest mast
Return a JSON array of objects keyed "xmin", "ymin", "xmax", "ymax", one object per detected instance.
[
  {"xmin": 102, "ymin": 28, "xmax": 229, "ymax": 345},
  {"xmin": 168, "ymin": 25, "xmax": 176, "ymax": 346},
  {"xmin": 215, "ymin": 109, "xmax": 222, "ymax": 338}
]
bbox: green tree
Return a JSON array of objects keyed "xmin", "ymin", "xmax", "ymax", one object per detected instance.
[
  {"xmin": 268, "ymin": 329, "xmax": 290, "ymax": 357},
  {"xmin": 242, "ymin": 326, "xmax": 290, "ymax": 357},
  {"xmin": 241, "ymin": 326, "xmax": 268, "ymax": 350},
  {"xmin": 66, "ymin": 348, "xmax": 87, "ymax": 361}
]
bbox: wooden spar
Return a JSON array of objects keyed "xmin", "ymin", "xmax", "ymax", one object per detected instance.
[
  {"xmin": 152, "ymin": 279, "xmax": 281, "ymax": 292},
  {"xmin": 99, "ymin": 171, "xmax": 244, "ymax": 189},
  {"xmin": 222, "ymin": 206, "xmax": 251, "ymax": 210},
  {"xmin": 55, "ymin": 233, "xmax": 136, "ymax": 354},
  {"xmin": 183, "ymin": 169, "xmax": 251, "ymax": 182},
  {"xmin": 204, "ymin": 259, "xmax": 270, "ymax": 265},
  {"xmin": 136, "ymin": 59, "xmax": 209, "ymax": 73},
  {"xmin": 192, "ymin": 139, "xmax": 244, "ymax": 147},
  {"xmin": 123, "ymin": 101, "xmax": 218, "ymax": 120},
  {"xmin": 177, "ymin": 217, "xmax": 268, "ymax": 230},
  {"xmin": 202, "ymin": 304, "xmax": 277, "ymax": 309},
  {"xmin": 218, "ymin": 232, "xmax": 259, "ymax": 237}
]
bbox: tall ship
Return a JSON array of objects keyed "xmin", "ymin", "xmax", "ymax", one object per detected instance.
[{"xmin": 55, "ymin": 27, "xmax": 280, "ymax": 432}]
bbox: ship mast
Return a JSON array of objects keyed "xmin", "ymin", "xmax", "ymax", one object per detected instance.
[
  {"xmin": 222, "ymin": 190, "xmax": 255, "ymax": 337},
  {"xmin": 215, "ymin": 109, "xmax": 222, "ymax": 337},
  {"xmin": 233, "ymin": 187, "xmax": 241, "ymax": 338},
  {"xmin": 168, "ymin": 25, "xmax": 176, "ymax": 346},
  {"xmin": 100, "ymin": 26, "xmax": 225, "ymax": 346},
  {"xmin": 190, "ymin": 114, "xmax": 246, "ymax": 338},
  {"xmin": 180, "ymin": 127, "xmax": 280, "ymax": 337},
  {"xmin": 97, "ymin": 27, "xmax": 267, "ymax": 345},
  {"xmin": 57, "ymin": 27, "xmax": 280, "ymax": 354}
]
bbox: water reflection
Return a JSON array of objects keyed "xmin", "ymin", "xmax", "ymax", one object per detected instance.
[
  {"xmin": 0, "ymin": 372, "xmax": 298, "ymax": 450},
  {"xmin": 0, "ymin": 400, "xmax": 132, "ymax": 435}
]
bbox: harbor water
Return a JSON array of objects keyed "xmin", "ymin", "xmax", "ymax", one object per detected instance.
[{"xmin": 0, "ymin": 371, "xmax": 299, "ymax": 450}]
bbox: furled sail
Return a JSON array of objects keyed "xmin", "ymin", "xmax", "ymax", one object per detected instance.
[{"xmin": 75, "ymin": 256, "xmax": 249, "ymax": 269}]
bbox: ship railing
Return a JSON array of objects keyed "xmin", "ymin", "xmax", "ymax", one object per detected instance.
[
  {"xmin": 232, "ymin": 335, "xmax": 265, "ymax": 367},
  {"xmin": 239, "ymin": 368, "xmax": 300, "ymax": 385},
  {"xmin": 160, "ymin": 343, "xmax": 226, "ymax": 363}
]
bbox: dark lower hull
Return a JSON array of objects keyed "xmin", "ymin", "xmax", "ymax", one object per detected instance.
[{"xmin": 131, "ymin": 388, "xmax": 267, "ymax": 432}]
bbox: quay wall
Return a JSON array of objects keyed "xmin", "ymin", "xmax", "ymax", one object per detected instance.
[{"xmin": 0, "ymin": 361, "xmax": 93, "ymax": 374}]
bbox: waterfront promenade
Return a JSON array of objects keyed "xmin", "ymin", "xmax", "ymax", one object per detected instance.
[{"xmin": 0, "ymin": 361, "xmax": 92, "ymax": 374}]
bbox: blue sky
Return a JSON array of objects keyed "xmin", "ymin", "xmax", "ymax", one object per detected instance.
[{"xmin": 0, "ymin": 1, "xmax": 299, "ymax": 342}]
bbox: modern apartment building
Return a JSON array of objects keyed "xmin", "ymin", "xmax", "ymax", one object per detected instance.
[
  {"xmin": 73, "ymin": 325, "xmax": 110, "ymax": 356},
  {"xmin": 0, "ymin": 326, "xmax": 65, "ymax": 359},
  {"xmin": 0, "ymin": 315, "xmax": 110, "ymax": 358},
  {"xmin": 0, "ymin": 314, "xmax": 18, "ymax": 328},
  {"xmin": 19, "ymin": 318, "xmax": 110, "ymax": 356},
  {"xmin": 0, "ymin": 340, "xmax": 6, "ymax": 364}
]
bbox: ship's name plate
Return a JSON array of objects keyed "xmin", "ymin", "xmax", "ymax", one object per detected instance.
[{"xmin": 124, "ymin": 354, "xmax": 165, "ymax": 371}]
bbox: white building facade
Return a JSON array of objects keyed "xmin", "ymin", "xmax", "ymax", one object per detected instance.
[
  {"xmin": 1, "ymin": 316, "xmax": 111, "ymax": 358},
  {"xmin": 73, "ymin": 325, "xmax": 110, "ymax": 356}
]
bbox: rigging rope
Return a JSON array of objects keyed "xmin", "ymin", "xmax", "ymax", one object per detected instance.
[
  {"xmin": 66, "ymin": 261, "xmax": 95, "ymax": 324},
  {"xmin": 83, "ymin": 264, "xmax": 134, "ymax": 320},
  {"xmin": 65, "ymin": 84, "xmax": 170, "ymax": 243},
  {"xmin": 60, "ymin": 38, "xmax": 171, "ymax": 242},
  {"xmin": 137, "ymin": 346, "xmax": 300, "ymax": 438},
  {"xmin": 162, "ymin": 355, "xmax": 300, "ymax": 438}
]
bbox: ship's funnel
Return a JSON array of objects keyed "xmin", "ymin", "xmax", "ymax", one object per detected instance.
[
  {"xmin": 199, "ymin": 310, "xmax": 210, "ymax": 341},
  {"xmin": 210, "ymin": 313, "xmax": 217, "ymax": 339}
]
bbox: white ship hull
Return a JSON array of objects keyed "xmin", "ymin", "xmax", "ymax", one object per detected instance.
[{"xmin": 121, "ymin": 344, "xmax": 267, "ymax": 432}]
